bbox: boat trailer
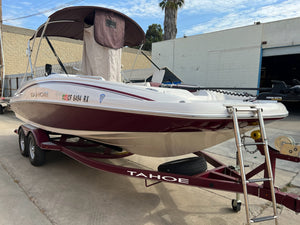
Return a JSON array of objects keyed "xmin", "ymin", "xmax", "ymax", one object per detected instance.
[{"xmin": 16, "ymin": 124, "xmax": 300, "ymax": 223}]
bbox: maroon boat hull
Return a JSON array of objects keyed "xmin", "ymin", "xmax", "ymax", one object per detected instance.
[{"xmin": 12, "ymin": 101, "xmax": 259, "ymax": 133}]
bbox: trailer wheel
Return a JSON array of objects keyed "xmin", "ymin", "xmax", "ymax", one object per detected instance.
[
  {"xmin": 158, "ymin": 156, "xmax": 207, "ymax": 176},
  {"xmin": 28, "ymin": 133, "xmax": 45, "ymax": 166},
  {"xmin": 18, "ymin": 128, "xmax": 28, "ymax": 157},
  {"xmin": 0, "ymin": 105, "xmax": 3, "ymax": 114},
  {"xmin": 231, "ymin": 199, "xmax": 241, "ymax": 212}
]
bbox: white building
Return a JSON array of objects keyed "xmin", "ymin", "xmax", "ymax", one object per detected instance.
[{"xmin": 152, "ymin": 17, "xmax": 300, "ymax": 92}]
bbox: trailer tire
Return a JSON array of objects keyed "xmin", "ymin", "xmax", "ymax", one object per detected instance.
[
  {"xmin": 28, "ymin": 133, "xmax": 45, "ymax": 166},
  {"xmin": 18, "ymin": 128, "xmax": 28, "ymax": 157},
  {"xmin": 158, "ymin": 156, "xmax": 207, "ymax": 176},
  {"xmin": 0, "ymin": 105, "xmax": 3, "ymax": 114}
]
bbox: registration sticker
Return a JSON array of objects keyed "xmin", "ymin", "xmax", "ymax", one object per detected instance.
[
  {"xmin": 99, "ymin": 94, "xmax": 106, "ymax": 103},
  {"xmin": 62, "ymin": 94, "xmax": 72, "ymax": 101}
]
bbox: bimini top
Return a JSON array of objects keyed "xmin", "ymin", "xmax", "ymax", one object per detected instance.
[{"xmin": 32, "ymin": 6, "xmax": 145, "ymax": 49}]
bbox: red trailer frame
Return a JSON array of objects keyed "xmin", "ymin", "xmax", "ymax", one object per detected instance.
[{"xmin": 16, "ymin": 124, "xmax": 300, "ymax": 214}]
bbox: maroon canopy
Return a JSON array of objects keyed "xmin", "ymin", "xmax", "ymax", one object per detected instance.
[{"xmin": 32, "ymin": 6, "xmax": 145, "ymax": 48}]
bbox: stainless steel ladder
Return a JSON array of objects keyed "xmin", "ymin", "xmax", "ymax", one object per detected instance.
[{"xmin": 228, "ymin": 106, "xmax": 278, "ymax": 225}]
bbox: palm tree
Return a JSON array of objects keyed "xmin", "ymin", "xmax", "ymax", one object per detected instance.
[{"xmin": 159, "ymin": 0, "xmax": 184, "ymax": 40}]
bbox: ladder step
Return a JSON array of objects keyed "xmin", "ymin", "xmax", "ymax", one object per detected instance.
[
  {"xmin": 235, "ymin": 108, "xmax": 259, "ymax": 112},
  {"xmin": 250, "ymin": 215, "xmax": 277, "ymax": 223},
  {"xmin": 247, "ymin": 178, "xmax": 271, "ymax": 183},
  {"xmin": 242, "ymin": 142, "xmax": 265, "ymax": 146}
]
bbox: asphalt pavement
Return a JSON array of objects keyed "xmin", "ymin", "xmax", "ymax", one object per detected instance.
[{"xmin": 0, "ymin": 106, "xmax": 299, "ymax": 225}]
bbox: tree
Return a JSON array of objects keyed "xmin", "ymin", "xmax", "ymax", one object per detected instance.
[
  {"xmin": 159, "ymin": 0, "xmax": 184, "ymax": 40},
  {"xmin": 143, "ymin": 24, "xmax": 163, "ymax": 51}
]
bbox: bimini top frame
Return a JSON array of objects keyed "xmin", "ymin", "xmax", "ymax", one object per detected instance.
[{"xmin": 24, "ymin": 6, "xmax": 145, "ymax": 79}]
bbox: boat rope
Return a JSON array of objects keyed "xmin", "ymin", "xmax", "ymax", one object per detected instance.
[{"xmin": 207, "ymin": 88, "xmax": 256, "ymax": 98}]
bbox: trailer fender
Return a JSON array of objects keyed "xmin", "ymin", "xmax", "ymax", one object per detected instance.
[{"xmin": 19, "ymin": 124, "xmax": 49, "ymax": 149}]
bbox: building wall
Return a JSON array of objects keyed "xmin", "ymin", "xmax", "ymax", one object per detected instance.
[
  {"xmin": 152, "ymin": 17, "xmax": 300, "ymax": 89},
  {"xmin": 262, "ymin": 18, "xmax": 300, "ymax": 49},
  {"xmin": 2, "ymin": 25, "xmax": 151, "ymax": 76},
  {"xmin": 152, "ymin": 25, "xmax": 262, "ymax": 89}
]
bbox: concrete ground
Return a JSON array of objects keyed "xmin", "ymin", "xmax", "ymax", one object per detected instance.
[{"xmin": 0, "ymin": 105, "xmax": 299, "ymax": 225}]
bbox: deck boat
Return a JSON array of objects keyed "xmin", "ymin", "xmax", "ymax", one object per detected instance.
[{"xmin": 10, "ymin": 6, "xmax": 288, "ymax": 157}]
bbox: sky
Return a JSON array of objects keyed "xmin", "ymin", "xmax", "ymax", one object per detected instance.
[{"xmin": 2, "ymin": 0, "xmax": 300, "ymax": 38}]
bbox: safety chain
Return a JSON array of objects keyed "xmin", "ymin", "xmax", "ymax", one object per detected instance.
[
  {"xmin": 241, "ymin": 134, "xmax": 259, "ymax": 154},
  {"xmin": 208, "ymin": 89, "xmax": 255, "ymax": 97}
]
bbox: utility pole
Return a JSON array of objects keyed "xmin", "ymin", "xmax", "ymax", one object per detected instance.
[{"xmin": 0, "ymin": 0, "xmax": 4, "ymax": 98}]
